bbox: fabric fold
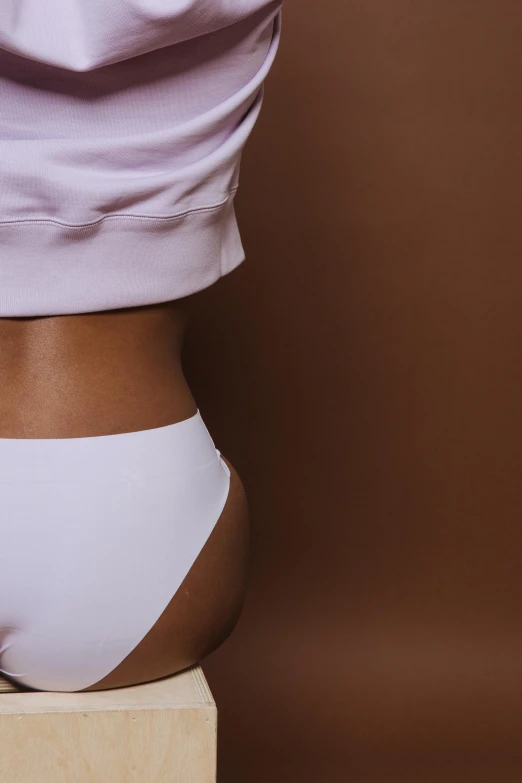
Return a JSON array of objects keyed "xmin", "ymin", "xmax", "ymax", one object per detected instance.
[{"xmin": 0, "ymin": 2, "xmax": 283, "ymax": 315}]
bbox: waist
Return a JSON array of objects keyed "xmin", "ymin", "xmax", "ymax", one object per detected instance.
[{"xmin": 0, "ymin": 300, "xmax": 197, "ymax": 438}]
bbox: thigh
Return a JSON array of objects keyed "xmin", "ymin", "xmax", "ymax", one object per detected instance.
[{"xmin": 81, "ymin": 455, "xmax": 249, "ymax": 691}]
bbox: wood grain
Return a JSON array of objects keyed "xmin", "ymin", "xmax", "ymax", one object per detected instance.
[{"xmin": 0, "ymin": 665, "xmax": 217, "ymax": 782}]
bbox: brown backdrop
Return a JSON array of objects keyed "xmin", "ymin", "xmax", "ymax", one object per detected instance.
[{"xmin": 183, "ymin": 2, "xmax": 522, "ymax": 781}]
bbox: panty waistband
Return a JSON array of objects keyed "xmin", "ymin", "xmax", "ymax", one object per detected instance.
[{"xmin": 0, "ymin": 409, "xmax": 219, "ymax": 483}]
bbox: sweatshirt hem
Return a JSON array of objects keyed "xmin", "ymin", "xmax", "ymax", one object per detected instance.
[{"xmin": 0, "ymin": 191, "xmax": 245, "ymax": 316}]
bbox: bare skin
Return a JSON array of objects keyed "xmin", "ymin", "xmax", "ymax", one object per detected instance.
[{"xmin": 0, "ymin": 299, "xmax": 249, "ymax": 691}]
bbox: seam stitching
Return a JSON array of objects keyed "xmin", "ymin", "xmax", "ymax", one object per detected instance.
[{"xmin": 0, "ymin": 186, "xmax": 238, "ymax": 230}]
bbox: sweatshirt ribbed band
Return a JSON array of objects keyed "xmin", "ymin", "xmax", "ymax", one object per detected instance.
[{"xmin": 0, "ymin": 192, "xmax": 244, "ymax": 316}]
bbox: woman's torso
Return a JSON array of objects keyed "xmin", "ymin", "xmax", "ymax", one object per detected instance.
[{"xmin": 0, "ymin": 302, "xmax": 250, "ymax": 691}]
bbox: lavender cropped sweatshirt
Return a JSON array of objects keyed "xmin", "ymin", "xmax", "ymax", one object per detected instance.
[{"xmin": 0, "ymin": 1, "xmax": 282, "ymax": 316}]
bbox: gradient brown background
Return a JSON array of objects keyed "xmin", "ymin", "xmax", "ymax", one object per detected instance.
[{"xmin": 183, "ymin": 2, "xmax": 522, "ymax": 781}]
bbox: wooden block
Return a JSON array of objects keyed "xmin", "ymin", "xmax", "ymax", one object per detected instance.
[{"xmin": 0, "ymin": 665, "xmax": 216, "ymax": 782}]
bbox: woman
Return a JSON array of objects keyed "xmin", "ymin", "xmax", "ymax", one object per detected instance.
[{"xmin": 0, "ymin": 1, "xmax": 282, "ymax": 691}]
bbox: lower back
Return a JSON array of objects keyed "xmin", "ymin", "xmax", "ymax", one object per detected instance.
[{"xmin": 0, "ymin": 300, "xmax": 197, "ymax": 438}]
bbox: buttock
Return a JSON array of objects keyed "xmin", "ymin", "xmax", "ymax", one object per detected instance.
[{"xmin": 0, "ymin": 409, "xmax": 230, "ymax": 692}]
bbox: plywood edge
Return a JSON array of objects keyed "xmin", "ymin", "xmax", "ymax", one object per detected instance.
[
  {"xmin": 0, "ymin": 677, "xmax": 21, "ymax": 694},
  {"xmin": 191, "ymin": 666, "xmax": 215, "ymax": 704},
  {"xmin": 0, "ymin": 665, "xmax": 217, "ymax": 715}
]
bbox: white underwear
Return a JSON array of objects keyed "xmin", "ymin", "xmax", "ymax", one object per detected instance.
[{"xmin": 0, "ymin": 409, "xmax": 230, "ymax": 692}]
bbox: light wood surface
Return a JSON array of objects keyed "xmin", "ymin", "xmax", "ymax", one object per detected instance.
[{"xmin": 0, "ymin": 665, "xmax": 217, "ymax": 782}]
